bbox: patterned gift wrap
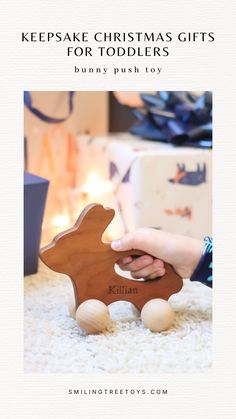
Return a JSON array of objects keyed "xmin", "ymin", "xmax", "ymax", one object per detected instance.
[{"xmin": 76, "ymin": 134, "xmax": 212, "ymax": 240}]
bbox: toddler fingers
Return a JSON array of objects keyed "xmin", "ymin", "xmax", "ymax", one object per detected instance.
[
  {"xmin": 131, "ymin": 263, "xmax": 165, "ymax": 279},
  {"xmin": 118, "ymin": 256, "xmax": 133, "ymax": 267},
  {"xmin": 119, "ymin": 255, "xmax": 154, "ymax": 271},
  {"xmin": 145, "ymin": 269, "xmax": 166, "ymax": 280}
]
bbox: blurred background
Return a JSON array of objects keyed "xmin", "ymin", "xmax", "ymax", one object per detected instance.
[{"xmin": 24, "ymin": 91, "xmax": 212, "ymax": 275}]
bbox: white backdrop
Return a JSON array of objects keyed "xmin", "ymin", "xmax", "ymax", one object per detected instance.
[{"xmin": 0, "ymin": 1, "xmax": 236, "ymax": 418}]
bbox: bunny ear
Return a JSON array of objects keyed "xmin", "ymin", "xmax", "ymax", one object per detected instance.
[
  {"xmin": 197, "ymin": 163, "xmax": 200, "ymax": 171},
  {"xmin": 182, "ymin": 163, "xmax": 186, "ymax": 171},
  {"xmin": 177, "ymin": 163, "xmax": 181, "ymax": 170}
]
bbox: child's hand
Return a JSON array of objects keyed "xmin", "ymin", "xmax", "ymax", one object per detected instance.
[
  {"xmin": 117, "ymin": 254, "xmax": 165, "ymax": 280},
  {"xmin": 111, "ymin": 228, "xmax": 204, "ymax": 279}
]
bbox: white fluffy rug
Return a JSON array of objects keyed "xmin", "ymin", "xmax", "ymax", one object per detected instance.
[{"xmin": 24, "ymin": 263, "xmax": 212, "ymax": 373}]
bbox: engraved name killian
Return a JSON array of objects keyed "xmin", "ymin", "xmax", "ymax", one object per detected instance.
[{"xmin": 108, "ymin": 286, "xmax": 138, "ymax": 294}]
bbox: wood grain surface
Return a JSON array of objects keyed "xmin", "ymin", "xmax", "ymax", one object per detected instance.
[{"xmin": 39, "ymin": 204, "xmax": 183, "ymax": 310}]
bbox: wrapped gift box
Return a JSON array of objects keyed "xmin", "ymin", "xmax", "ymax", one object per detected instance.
[
  {"xmin": 24, "ymin": 172, "xmax": 49, "ymax": 275},
  {"xmin": 76, "ymin": 134, "xmax": 212, "ymax": 240}
]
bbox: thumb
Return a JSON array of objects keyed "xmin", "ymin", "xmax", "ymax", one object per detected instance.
[
  {"xmin": 110, "ymin": 228, "xmax": 175, "ymax": 263},
  {"xmin": 111, "ymin": 232, "xmax": 138, "ymax": 252},
  {"xmin": 111, "ymin": 229, "xmax": 155, "ymax": 253}
]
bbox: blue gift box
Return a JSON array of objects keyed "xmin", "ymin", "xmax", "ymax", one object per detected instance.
[{"xmin": 24, "ymin": 172, "xmax": 49, "ymax": 275}]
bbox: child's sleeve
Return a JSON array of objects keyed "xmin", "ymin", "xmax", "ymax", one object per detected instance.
[{"xmin": 190, "ymin": 236, "xmax": 212, "ymax": 287}]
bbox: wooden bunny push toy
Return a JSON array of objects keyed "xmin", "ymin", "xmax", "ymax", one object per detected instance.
[{"xmin": 40, "ymin": 204, "xmax": 183, "ymax": 334}]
